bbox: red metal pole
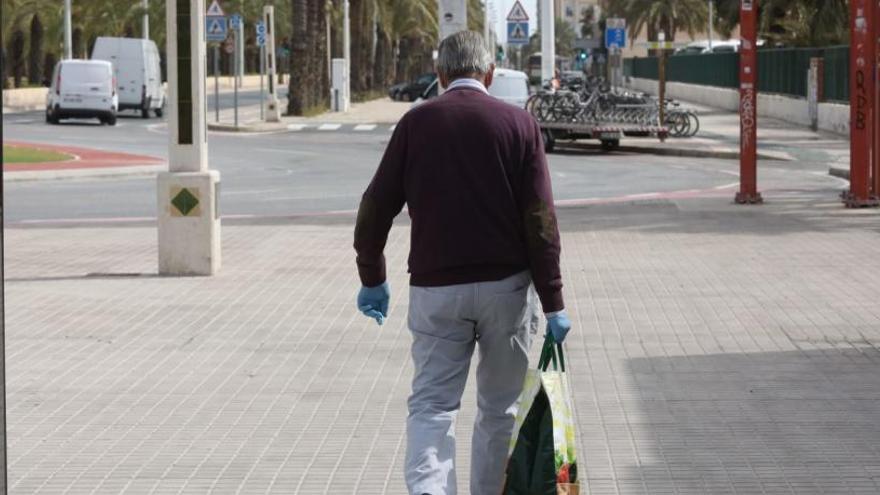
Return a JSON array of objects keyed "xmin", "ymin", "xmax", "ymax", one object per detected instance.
[
  {"xmin": 873, "ymin": 0, "xmax": 880, "ymax": 197},
  {"xmin": 847, "ymin": 0, "xmax": 877, "ymax": 206},
  {"xmin": 736, "ymin": 0, "xmax": 762, "ymax": 204}
]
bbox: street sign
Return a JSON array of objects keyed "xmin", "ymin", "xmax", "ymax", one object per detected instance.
[
  {"xmin": 230, "ymin": 13, "xmax": 243, "ymax": 29},
  {"xmin": 506, "ymin": 0, "xmax": 529, "ymax": 21},
  {"xmin": 206, "ymin": 0, "xmax": 225, "ymax": 16},
  {"xmin": 206, "ymin": 16, "xmax": 227, "ymax": 42},
  {"xmin": 605, "ymin": 18, "xmax": 626, "ymax": 49},
  {"xmin": 256, "ymin": 21, "xmax": 266, "ymax": 46},
  {"xmin": 507, "ymin": 21, "xmax": 529, "ymax": 45}
]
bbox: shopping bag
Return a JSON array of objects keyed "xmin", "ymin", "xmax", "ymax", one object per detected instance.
[{"xmin": 503, "ymin": 335, "xmax": 579, "ymax": 495}]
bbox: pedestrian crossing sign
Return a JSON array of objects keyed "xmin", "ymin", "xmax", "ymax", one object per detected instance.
[
  {"xmin": 206, "ymin": 17, "xmax": 227, "ymax": 42},
  {"xmin": 507, "ymin": 21, "xmax": 529, "ymax": 44},
  {"xmin": 206, "ymin": 0, "xmax": 225, "ymax": 17},
  {"xmin": 506, "ymin": 0, "xmax": 529, "ymax": 21}
]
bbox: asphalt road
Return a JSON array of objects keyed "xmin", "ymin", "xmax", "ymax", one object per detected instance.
[{"xmin": 2, "ymin": 96, "xmax": 837, "ymax": 224}]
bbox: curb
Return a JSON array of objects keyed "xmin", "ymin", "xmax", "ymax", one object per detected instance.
[
  {"xmin": 570, "ymin": 142, "xmax": 792, "ymax": 161},
  {"xmin": 829, "ymin": 166, "xmax": 850, "ymax": 181},
  {"xmin": 207, "ymin": 122, "xmax": 287, "ymax": 133},
  {"xmin": 4, "ymin": 164, "xmax": 166, "ymax": 182}
]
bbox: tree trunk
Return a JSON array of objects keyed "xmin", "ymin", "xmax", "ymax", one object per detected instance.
[
  {"xmin": 29, "ymin": 15, "xmax": 44, "ymax": 85},
  {"xmin": 1, "ymin": 46, "xmax": 8, "ymax": 89},
  {"xmin": 289, "ymin": 0, "xmax": 311, "ymax": 114},
  {"xmin": 11, "ymin": 29, "xmax": 26, "ymax": 88},
  {"xmin": 43, "ymin": 52, "xmax": 57, "ymax": 86}
]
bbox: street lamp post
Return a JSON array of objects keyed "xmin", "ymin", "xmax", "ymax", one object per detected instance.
[
  {"xmin": 143, "ymin": 0, "xmax": 150, "ymax": 39},
  {"xmin": 539, "ymin": 0, "xmax": 554, "ymax": 86},
  {"xmin": 159, "ymin": 0, "xmax": 221, "ymax": 275},
  {"xmin": 64, "ymin": 0, "xmax": 73, "ymax": 59},
  {"xmin": 343, "ymin": 0, "xmax": 351, "ymax": 112}
]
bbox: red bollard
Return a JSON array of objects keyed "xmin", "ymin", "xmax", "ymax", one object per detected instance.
[
  {"xmin": 735, "ymin": 0, "xmax": 762, "ymax": 204},
  {"xmin": 847, "ymin": 0, "xmax": 879, "ymax": 206}
]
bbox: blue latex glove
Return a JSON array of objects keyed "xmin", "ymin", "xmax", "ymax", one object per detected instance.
[
  {"xmin": 357, "ymin": 282, "xmax": 390, "ymax": 325},
  {"xmin": 546, "ymin": 310, "xmax": 572, "ymax": 343}
]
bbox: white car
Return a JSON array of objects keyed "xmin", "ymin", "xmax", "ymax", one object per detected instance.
[
  {"xmin": 413, "ymin": 68, "xmax": 531, "ymax": 109},
  {"xmin": 46, "ymin": 59, "xmax": 118, "ymax": 125},
  {"xmin": 91, "ymin": 37, "xmax": 165, "ymax": 118}
]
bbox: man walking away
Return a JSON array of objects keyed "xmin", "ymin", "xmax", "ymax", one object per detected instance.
[{"xmin": 353, "ymin": 31, "xmax": 572, "ymax": 495}]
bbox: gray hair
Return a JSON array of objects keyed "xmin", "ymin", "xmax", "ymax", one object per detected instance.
[{"xmin": 437, "ymin": 31, "xmax": 492, "ymax": 79}]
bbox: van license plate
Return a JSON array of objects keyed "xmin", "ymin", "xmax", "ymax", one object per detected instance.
[
  {"xmin": 599, "ymin": 132, "xmax": 621, "ymax": 140},
  {"xmin": 63, "ymin": 98, "xmax": 82, "ymax": 103}
]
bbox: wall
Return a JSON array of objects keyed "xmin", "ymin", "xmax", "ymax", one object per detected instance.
[{"xmin": 625, "ymin": 77, "xmax": 850, "ymax": 135}]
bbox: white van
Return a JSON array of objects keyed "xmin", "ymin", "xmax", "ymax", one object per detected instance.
[
  {"xmin": 413, "ymin": 68, "xmax": 531, "ymax": 109},
  {"xmin": 489, "ymin": 68, "xmax": 530, "ymax": 108},
  {"xmin": 91, "ymin": 36, "xmax": 165, "ymax": 118},
  {"xmin": 46, "ymin": 59, "xmax": 118, "ymax": 125}
]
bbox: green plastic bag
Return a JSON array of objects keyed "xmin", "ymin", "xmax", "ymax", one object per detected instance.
[{"xmin": 503, "ymin": 336, "xmax": 579, "ymax": 495}]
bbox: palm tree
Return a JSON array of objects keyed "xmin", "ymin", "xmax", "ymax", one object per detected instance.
[{"xmin": 613, "ymin": 0, "xmax": 708, "ymax": 43}]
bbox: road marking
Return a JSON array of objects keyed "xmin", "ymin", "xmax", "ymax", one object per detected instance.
[
  {"xmin": 388, "ymin": 125, "xmax": 396, "ymax": 132},
  {"xmin": 353, "ymin": 124, "xmax": 377, "ymax": 131},
  {"xmin": 287, "ymin": 124, "xmax": 309, "ymax": 131},
  {"xmin": 714, "ymin": 182, "xmax": 740, "ymax": 190},
  {"xmin": 318, "ymin": 123, "xmax": 341, "ymax": 131},
  {"xmin": 261, "ymin": 148, "xmax": 320, "ymax": 156}
]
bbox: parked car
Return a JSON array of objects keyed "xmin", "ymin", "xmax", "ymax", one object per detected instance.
[
  {"xmin": 388, "ymin": 82, "xmax": 407, "ymax": 100},
  {"xmin": 46, "ymin": 59, "xmax": 118, "ymax": 125},
  {"xmin": 412, "ymin": 69, "xmax": 530, "ymax": 109},
  {"xmin": 395, "ymin": 73, "xmax": 437, "ymax": 101},
  {"xmin": 91, "ymin": 36, "xmax": 165, "ymax": 118}
]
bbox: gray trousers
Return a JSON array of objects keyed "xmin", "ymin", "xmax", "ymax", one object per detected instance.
[{"xmin": 405, "ymin": 271, "xmax": 539, "ymax": 495}]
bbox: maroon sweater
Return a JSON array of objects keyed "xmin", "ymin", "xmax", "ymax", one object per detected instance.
[{"xmin": 353, "ymin": 86, "xmax": 564, "ymax": 313}]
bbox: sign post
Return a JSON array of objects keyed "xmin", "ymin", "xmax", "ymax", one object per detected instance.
[
  {"xmin": 605, "ymin": 18, "xmax": 626, "ymax": 89},
  {"xmin": 846, "ymin": 0, "xmax": 878, "ymax": 206},
  {"xmin": 506, "ymin": 1, "xmax": 530, "ymax": 46},
  {"xmin": 257, "ymin": 21, "xmax": 265, "ymax": 120},
  {"xmin": 735, "ymin": 0, "xmax": 762, "ymax": 204},
  {"xmin": 206, "ymin": 0, "xmax": 227, "ymax": 124},
  {"xmin": 159, "ymin": 0, "xmax": 221, "ymax": 276}
]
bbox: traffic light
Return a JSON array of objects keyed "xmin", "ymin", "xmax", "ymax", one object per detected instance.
[
  {"xmin": 578, "ymin": 49, "xmax": 588, "ymax": 61},
  {"xmin": 496, "ymin": 46, "xmax": 505, "ymax": 63}
]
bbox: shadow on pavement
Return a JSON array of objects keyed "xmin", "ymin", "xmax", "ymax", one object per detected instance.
[{"xmin": 593, "ymin": 348, "xmax": 880, "ymax": 493}]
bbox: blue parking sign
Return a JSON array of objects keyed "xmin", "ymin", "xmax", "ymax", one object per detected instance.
[{"xmin": 604, "ymin": 18, "xmax": 626, "ymax": 49}]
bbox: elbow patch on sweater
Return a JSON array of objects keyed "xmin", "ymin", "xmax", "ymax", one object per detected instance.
[
  {"xmin": 523, "ymin": 198, "xmax": 559, "ymax": 248},
  {"xmin": 354, "ymin": 195, "xmax": 378, "ymax": 244}
]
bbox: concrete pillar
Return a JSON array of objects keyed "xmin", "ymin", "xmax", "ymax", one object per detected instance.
[
  {"xmin": 540, "ymin": 0, "xmax": 554, "ymax": 85},
  {"xmin": 159, "ymin": 0, "xmax": 221, "ymax": 275},
  {"xmin": 263, "ymin": 6, "xmax": 282, "ymax": 122},
  {"xmin": 343, "ymin": 0, "xmax": 352, "ymax": 112}
]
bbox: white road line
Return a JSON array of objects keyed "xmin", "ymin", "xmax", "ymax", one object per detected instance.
[
  {"xmin": 388, "ymin": 125, "xmax": 396, "ymax": 132},
  {"xmin": 622, "ymin": 193, "xmax": 661, "ymax": 199},
  {"xmin": 318, "ymin": 124, "xmax": 341, "ymax": 131},
  {"xmin": 287, "ymin": 124, "xmax": 309, "ymax": 131},
  {"xmin": 261, "ymin": 148, "xmax": 320, "ymax": 156},
  {"xmin": 714, "ymin": 182, "xmax": 740, "ymax": 190},
  {"xmin": 353, "ymin": 124, "xmax": 377, "ymax": 131}
]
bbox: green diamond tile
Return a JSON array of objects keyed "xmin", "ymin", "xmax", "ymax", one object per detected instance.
[{"xmin": 172, "ymin": 187, "xmax": 199, "ymax": 216}]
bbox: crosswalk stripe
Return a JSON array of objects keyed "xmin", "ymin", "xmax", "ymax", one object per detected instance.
[
  {"xmin": 353, "ymin": 124, "xmax": 377, "ymax": 131},
  {"xmin": 318, "ymin": 123, "xmax": 342, "ymax": 131},
  {"xmin": 388, "ymin": 125, "xmax": 396, "ymax": 132},
  {"xmin": 287, "ymin": 124, "xmax": 308, "ymax": 131}
]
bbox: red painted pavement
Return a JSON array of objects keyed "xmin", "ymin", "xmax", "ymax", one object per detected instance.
[{"xmin": 3, "ymin": 141, "xmax": 164, "ymax": 172}]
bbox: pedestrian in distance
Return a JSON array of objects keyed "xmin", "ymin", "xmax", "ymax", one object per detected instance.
[{"xmin": 353, "ymin": 30, "xmax": 571, "ymax": 495}]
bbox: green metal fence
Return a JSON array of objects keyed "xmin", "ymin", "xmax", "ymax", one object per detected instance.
[
  {"xmin": 627, "ymin": 46, "xmax": 851, "ymax": 102},
  {"xmin": 823, "ymin": 46, "xmax": 848, "ymax": 102}
]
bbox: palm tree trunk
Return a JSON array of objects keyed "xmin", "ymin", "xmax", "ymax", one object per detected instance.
[{"xmin": 289, "ymin": 0, "xmax": 309, "ymax": 114}]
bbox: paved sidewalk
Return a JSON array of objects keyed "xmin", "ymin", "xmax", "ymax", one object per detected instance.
[{"xmin": 6, "ymin": 185, "xmax": 880, "ymax": 493}]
